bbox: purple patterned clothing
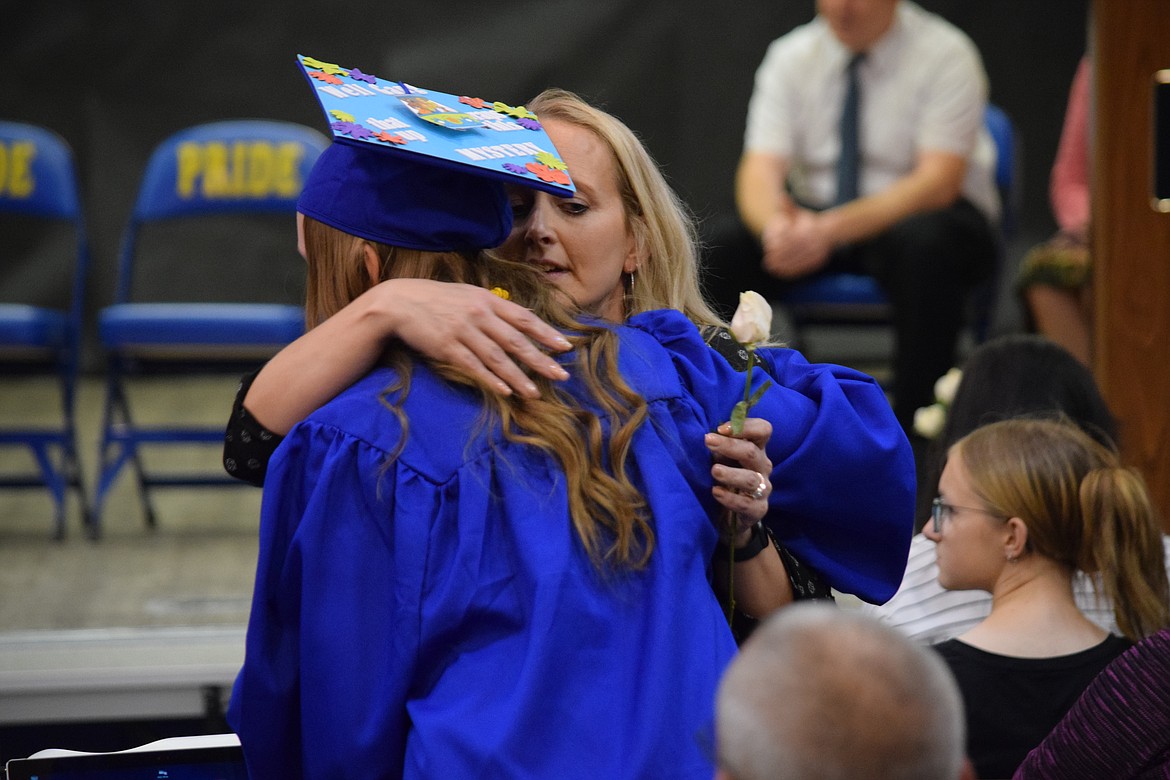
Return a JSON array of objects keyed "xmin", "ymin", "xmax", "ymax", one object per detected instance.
[{"xmin": 1014, "ymin": 628, "xmax": 1170, "ymax": 780}]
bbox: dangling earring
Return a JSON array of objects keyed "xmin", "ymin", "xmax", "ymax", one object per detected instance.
[{"xmin": 622, "ymin": 266, "xmax": 640, "ymax": 319}]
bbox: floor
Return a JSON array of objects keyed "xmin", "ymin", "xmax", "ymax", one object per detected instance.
[
  {"xmin": 0, "ymin": 374, "xmax": 261, "ymax": 633},
  {"xmin": 0, "ymin": 373, "xmax": 260, "ymax": 756}
]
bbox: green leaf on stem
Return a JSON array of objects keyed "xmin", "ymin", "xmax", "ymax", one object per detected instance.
[{"xmin": 729, "ymin": 400, "xmax": 748, "ymax": 436}]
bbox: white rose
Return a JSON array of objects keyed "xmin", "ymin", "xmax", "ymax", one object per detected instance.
[
  {"xmin": 913, "ymin": 403, "xmax": 947, "ymax": 439},
  {"xmin": 933, "ymin": 367, "xmax": 963, "ymax": 406},
  {"xmin": 730, "ymin": 290, "xmax": 773, "ymax": 345}
]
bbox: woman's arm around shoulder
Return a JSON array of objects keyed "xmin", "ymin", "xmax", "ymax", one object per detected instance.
[{"xmin": 224, "ymin": 278, "xmax": 573, "ymax": 485}]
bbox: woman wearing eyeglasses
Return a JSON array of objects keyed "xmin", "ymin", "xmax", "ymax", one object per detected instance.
[{"xmin": 925, "ymin": 417, "xmax": 1170, "ymax": 780}]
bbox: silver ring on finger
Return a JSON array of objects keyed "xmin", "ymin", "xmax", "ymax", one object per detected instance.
[{"xmin": 750, "ymin": 472, "xmax": 768, "ymax": 500}]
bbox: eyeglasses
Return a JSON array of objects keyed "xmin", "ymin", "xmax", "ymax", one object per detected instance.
[{"xmin": 931, "ymin": 497, "xmax": 1007, "ymax": 534}]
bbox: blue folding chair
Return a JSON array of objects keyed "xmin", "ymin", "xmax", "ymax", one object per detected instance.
[
  {"xmin": 0, "ymin": 121, "xmax": 92, "ymax": 539},
  {"xmin": 95, "ymin": 120, "xmax": 328, "ymax": 533},
  {"xmin": 778, "ymin": 104, "xmax": 1019, "ymax": 344}
]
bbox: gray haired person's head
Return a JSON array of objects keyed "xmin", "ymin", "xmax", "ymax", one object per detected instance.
[{"xmin": 716, "ymin": 603, "xmax": 966, "ymax": 780}]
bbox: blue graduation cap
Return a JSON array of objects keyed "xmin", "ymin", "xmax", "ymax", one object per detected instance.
[{"xmin": 295, "ymin": 54, "xmax": 574, "ymax": 253}]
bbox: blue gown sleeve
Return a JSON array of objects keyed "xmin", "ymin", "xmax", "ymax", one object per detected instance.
[
  {"xmin": 227, "ymin": 416, "xmax": 426, "ymax": 780},
  {"xmin": 626, "ymin": 310, "xmax": 915, "ymax": 604}
]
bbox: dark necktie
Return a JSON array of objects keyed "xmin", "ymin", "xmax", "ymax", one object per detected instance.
[{"xmin": 836, "ymin": 53, "xmax": 865, "ymax": 205}]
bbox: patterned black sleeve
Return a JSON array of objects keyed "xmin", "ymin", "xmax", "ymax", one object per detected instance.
[
  {"xmin": 775, "ymin": 538, "xmax": 834, "ymax": 601},
  {"xmin": 701, "ymin": 325, "xmax": 752, "ymax": 371},
  {"xmin": 222, "ymin": 370, "xmax": 283, "ymax": 487}
]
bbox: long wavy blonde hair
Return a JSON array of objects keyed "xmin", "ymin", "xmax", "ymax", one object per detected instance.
[
  {"xmin": 302, "ymin": 215, "xmax": 654, "ymax": 570},
  {"xmin": 956, "ymin": 418, "xmax": 1170, "ymax": 640}
]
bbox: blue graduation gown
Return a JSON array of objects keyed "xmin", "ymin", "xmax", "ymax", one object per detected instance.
[
  {"xmin": 231, "ymin": 311, "xmax": 737, "ymax": 779},
  {"xmin": 228, "ymin": 309, "xmax": 913, "ymax": 779}
]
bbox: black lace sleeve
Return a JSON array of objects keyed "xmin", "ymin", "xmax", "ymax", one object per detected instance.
[
  {"xmin": 727, "ymin": 530, "xmax": 835, "ymax": 644},
  {"xmin": 223, "ymin": 370, "xmax": 284, "ymax": 487},
  {"xmin": 775, "ymin": 538, "xmax": 833, "ymax": 601},
  {"xmin": 701, "ymin": 325, "xmax": 752, "ymax": 371}
]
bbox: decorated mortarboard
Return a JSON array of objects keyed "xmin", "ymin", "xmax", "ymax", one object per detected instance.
[{"xmin": 296, "ymin": 54, "xmax": 573, "ymax": 197}]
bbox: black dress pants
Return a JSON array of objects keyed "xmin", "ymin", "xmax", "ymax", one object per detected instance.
[{"xmin": 701, "ymin": 199, "xmax": 998, "ymax": 430}]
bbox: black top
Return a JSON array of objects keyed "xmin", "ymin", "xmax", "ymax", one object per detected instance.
[{"xmin": 935, "ymin": 634, "xmax": 1133, "ymax": 779}]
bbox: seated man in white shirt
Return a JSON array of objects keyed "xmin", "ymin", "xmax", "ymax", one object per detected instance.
[{"xmin": 703, "ymin": 0, "xmax": 1000, "ymax": 430}]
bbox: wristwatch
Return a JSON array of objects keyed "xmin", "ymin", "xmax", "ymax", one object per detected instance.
[{"xmin": 716, "ymin": 520, "xmax": 770, "ymax": 563}]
